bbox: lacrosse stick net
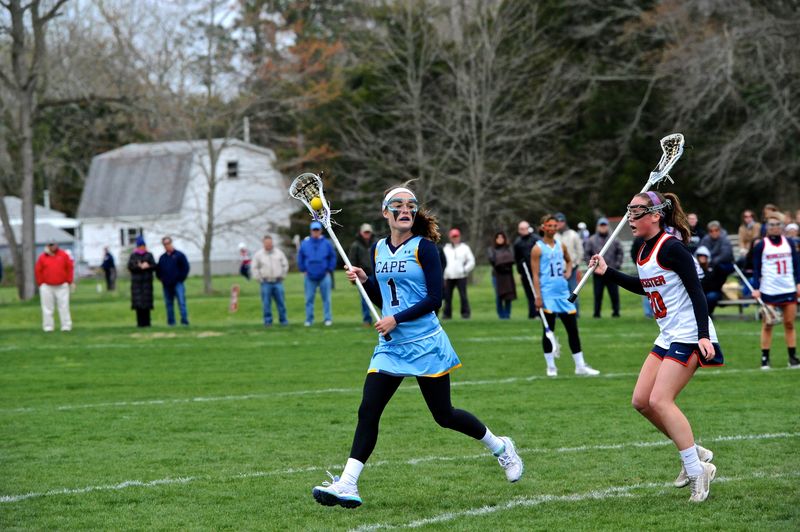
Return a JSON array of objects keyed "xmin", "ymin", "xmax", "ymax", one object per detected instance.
[
  {"xmin": 522, "ymin": 262, "xmax": 560, "ymax": 358},
  {"xmin": 569, "ymin": 133, "xmax": 685, "ymax": 302},
  {"xmin": 289, "ymin": 172, "xmax": 390, "ymax": 339}
]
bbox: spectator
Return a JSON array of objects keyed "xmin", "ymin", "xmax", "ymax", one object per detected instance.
[
  {"xmin": 785, "ymin": 223, "xmax": 799, "ymax": 253},
  {"xmin": 34, "ymin": 240, "xmax": 74, "ymax": 332},
  {"xmin": 555, "ymin": 212, "xmax": 583, "ymax": 315},
  {"xmin": 585, "ymin": 217, "xmax": 623, "ymax": 318},
  {"xmin": 442, "ymin": 228, "xmax": 475, "ymax": 319},
  {"xmin": 238, "ymin": 242, "xmax": 252, "ymax": 280},
  {"xmin": 487, "ymin": 231, "xmax": 516, "ymax": 319},
  {"xmin": 631, "ymin": 236, "xmax": 653, "ymax": 318},
  {"xmin": 699, "ymin": 221, "xmax": 734, "ymax": 273},
  {"xmin": 348, "ymin": 223, "xmax": 376, "ymax": 326},
  {"xmin": 577, "ymin": 221, "xmax": 590, "ymax": 246},
  {"xmin": 695, "ymin": 246, "xmax": 723, "ymax": 315},
  {"xmin": 512, "ymin": 220, "xmax": 539, "ymax": 318},
  {"xmin": 156, "ymin": 236, "xmax": 190, "ymax": 326},
  {"xmin": 127, "ymin": 236, "xmax": 156, "ymax": 327},
  {"xmin": 687, "ymin": 212, "xmax": 705, "ymax": 253},
  {"xmin": 737, "ymin": 210, "xmax": 761, "ymax": 263},
  {"xmin": 252, "ymin": 234, "xmax": 289, "ymax": 327},
  {"xmin": 298, "ymin": 221, "xmax": 337, "ymax": 326},
  {"xmin": 101, "ymin": 246, "xmax": 117, "ymax": 291}
]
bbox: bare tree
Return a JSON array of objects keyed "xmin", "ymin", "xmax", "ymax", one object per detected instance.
[{"xmin": 0, "ymin": 0, "xmax": 69, "ymax": 300}]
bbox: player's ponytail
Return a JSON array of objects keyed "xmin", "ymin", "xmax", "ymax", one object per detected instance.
[
  {"xmin": 661, "ymin": 192, "xmax": 690, "ymax": 244},
  {"xmin": 382, "ymin": 181, "xmax": 441, "ymax": 242}
]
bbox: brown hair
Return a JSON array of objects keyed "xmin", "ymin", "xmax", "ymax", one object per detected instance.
[
  {"xmin": 634, "ymin": 191, "xmax": 690, "ymax": 244},
  {"xmin": 382, "ymin": 181, "xmax": 441, "ymax": 242}
]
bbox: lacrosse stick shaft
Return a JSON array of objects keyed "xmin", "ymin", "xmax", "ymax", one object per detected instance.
[
  {"xmin": 521, "ymin": 262, "xmax": 549, "ymax": 323},
  {"xmin": 569, "ymin": 211, "xmax": 632, "ymax": 302},
  {"xmin": 324, "ymin": 227, "xmax": 383, "ymax": 325},
  {"xmin": 731, "ymin": 263, "xmax": 775, "ymax": 318}
]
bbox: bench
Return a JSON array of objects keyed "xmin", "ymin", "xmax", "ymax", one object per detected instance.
[{"xmin": 716, "ymin": 298, "xmax": 758, "ymax": 319}]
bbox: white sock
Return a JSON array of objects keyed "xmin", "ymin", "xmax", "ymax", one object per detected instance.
[
  {"xmin": 572, "ymin": 351, "xmax": 586, "ymax": 367},
  {"xmin": 480, "ymin": 428, "xmax": 506, "ymax": 456},
  {"xmin": 544, "ymin": 352, "xmax": 557, "ymax": 369},
  {"xmin": 679, "ymin": 446, "xmax": 703, "ymax": 477},
  {"xmin": 341, "ymin": 458, "xmax": 364, "ymax": 486}
]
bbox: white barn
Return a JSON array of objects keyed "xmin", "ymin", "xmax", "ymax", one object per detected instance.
[{"xmin": 77, "ymin": 139, "xmax": 295, "ymax": 273}]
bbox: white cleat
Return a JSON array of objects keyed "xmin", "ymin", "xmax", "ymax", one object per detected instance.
[
  {"xmin": 496, "ymin": 436, "xmax": 524, "ymax": 482},
  {"xmin": 574, "ymin": 365, "xmax": 600, "ymax": 376},
  {"xmin": 675, "ymin": 445, "xmax": 714, "ymax": 488},
  {"xmin": 546, "ymin": 366, "xmax": 558, "ymax": 378},
  {"xmin": 688, "ymin": 462, "xmax": 716, "ymax": 502},
  {"xmin": 312, "ymin": 472, "xmax": 362, "ymax": 509}
]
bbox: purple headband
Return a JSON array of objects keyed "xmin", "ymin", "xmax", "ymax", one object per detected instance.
[{"xmin": 646, "ymin": 191, "xmax": 661, "ymax": 205}]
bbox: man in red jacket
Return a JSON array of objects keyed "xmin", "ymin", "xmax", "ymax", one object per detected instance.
[{"xmin": 35, "ymin": 240, "xmax": 74, "ymax": 331}]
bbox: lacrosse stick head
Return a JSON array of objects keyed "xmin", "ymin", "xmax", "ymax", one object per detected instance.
[
  {"xmin": 647, "ymin": 133, "xmax": 684, "ymax": 187},
  {"xmin": 762, "ymin": 304, "xmax": 782, "ymax": 326},
  {"xmin": 289, "ymin": 172, "xmax": 332, "ymax": 228}
]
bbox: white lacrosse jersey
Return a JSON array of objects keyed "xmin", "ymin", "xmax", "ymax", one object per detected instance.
[
  {"xmin": 637, "ymin": 233, "xmax": 718, "ymax": 348},
  {"xmin": 760, "ymin": 236, "xmax": 795, "ymax": 295}
]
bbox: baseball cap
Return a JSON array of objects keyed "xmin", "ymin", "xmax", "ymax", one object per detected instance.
[
  {"xmin": 310, "ymin": 221, "xmax": 323, "ymax": 230},
  {"xmin": 597, "ymin": 217, "xmax": 609, "ymax": 226},
  {"xmin": 785, "ymin": 223, "xmax": 798, "ymax": 232},
  {"xmin": 449, "ymin": 228, "xmax": 461, "ymax": 238},
  {"xmin": 577, "ymin": 222, "xmax": 587, "ymax": 230},
  {"xmin": 135, "ymin": 235, "xmax": 146, "ymax": 247},
  {"xmin": 555, "ymin": 212, "xmax": 566, "ymax": 222},
  {"xmin": 360, "ymin": 223, "xmax": 373, "ymax": 233},
  {"xmin": 695, "ymin": 245, "xmax": 711, "ymax": 257}
]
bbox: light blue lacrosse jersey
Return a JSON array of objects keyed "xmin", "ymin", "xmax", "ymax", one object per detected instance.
[
  {"xmin": 369, "ymin": 236, "xmax": 461, "ymax": 377},
  {"xmin": 537, "ymin": 238, "xmax": 576, "ymax": 314}
]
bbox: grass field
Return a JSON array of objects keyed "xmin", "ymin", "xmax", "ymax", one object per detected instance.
[{"xmin": 1, "ymin": 269, "xmax": 798, "ymax": 530}]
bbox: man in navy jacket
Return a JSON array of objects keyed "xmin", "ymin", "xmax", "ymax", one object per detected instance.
[
  {"xmin": 156, "ymin": 236, "xmax": 191, "ymax": 326},
  {"xmin": 298, "ymin": 221, "xmax": 337, "ymax": 326}
]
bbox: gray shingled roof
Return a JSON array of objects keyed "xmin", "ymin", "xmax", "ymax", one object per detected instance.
[{"xmin": 77, "ymin": 143, "xmax": 195, "ymax": 218}]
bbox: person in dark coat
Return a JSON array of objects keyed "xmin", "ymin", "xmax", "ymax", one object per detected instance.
[
  {"xmin": 584, "ymin": 217, "xmax": 624, "ymax": 318},
  {"xmin": 488, "ymin": 231, "xmax": 517, "ymax": 319},
  {"xmin": 101, "ymin": 246, "xmax": 116, "ymax": 291},
  {"xmin": 156, "ymin": 236, "xmax": 190, "ymax": 326},
  {"xmin": 348, "ymin": 223, "xmax": 376, "ymax": 326},
  {"xmin": 512, "ymin": 220, "xmax": 539, "ymax": 318},
  {"xmin": 128, "ymin": 236, "xmax": 156, "ymax": 327}
]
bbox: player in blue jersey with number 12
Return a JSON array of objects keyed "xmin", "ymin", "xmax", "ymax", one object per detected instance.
[{"xmin": 311, "ymin": 183, "xmax": 523, "ymax": 509}]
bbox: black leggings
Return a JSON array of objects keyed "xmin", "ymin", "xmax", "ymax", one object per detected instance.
[
  {"xmin": 542, "ymin": 312, "xmax": 581, "ymax": 353},
  {"xmin": 350, "ymin": 372, "xmax": 487, "ymax": 463}
]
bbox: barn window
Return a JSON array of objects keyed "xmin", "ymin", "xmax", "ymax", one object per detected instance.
[
  {"xmin": 120, "ymin": 227, "xmax": 144, "ymax": 246},
  {"xmin": 227, "ymin": 160, "xmax": 239, "ymax": 179}
]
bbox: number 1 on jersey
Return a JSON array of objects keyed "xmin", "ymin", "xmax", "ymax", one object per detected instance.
[{"xmin": 387, "ymin": 277, "xmax": 400, "ymax": 306}]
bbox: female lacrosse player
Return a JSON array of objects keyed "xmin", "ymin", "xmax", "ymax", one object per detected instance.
[
  {"xmin": 311, "ymin": 183, "xmax": 523, "ymax": 508},
  {"xmin": 530, "ymin": 214, "xmax": 600, "ymax": 377},
  {"xmin": 589, "ymin": 191, "xmax": 722, "ymax": 503},
  {"xmin": 750, "ymin": 212, "xmax": 800, "ymax": 369}
]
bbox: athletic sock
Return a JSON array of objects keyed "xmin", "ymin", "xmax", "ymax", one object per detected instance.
[
  {"xmin": 680, "ymin": 446, "xmax": 703, "ymax": 477},
  {"xmin": 572, "ymin": 351, "xmax": 586, "ymax": 367},
  {"xmin": 544, "ymin": 352, "xmax": 556, "ymax": 369},
  {"xmin": 341, "ymin": 458, "xmax": 364, "ymax": 486},
  {"xmin": 480, "ymin": 428, "xmax": 506, "ymax": 456},
  {"xmin": 761, "ymin": 349, "xmax": 770, "ymax": 364}
]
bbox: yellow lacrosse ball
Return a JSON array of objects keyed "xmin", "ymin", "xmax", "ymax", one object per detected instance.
[{"xmin": 310, "ymin": 196, "xmax": 324, "ymax": 210}]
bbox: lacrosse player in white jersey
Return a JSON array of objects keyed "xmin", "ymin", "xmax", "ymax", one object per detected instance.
[
  {"xmin": 750, "ymin": 212, "xmax": 800, "ymax": 369},
  {"xmin": 589, "ymin": 191, "xmax": 723, "ymax": 503},
  {"xmin": 311, "ymin": 183, "xmax": 523, "ymax": 509}
]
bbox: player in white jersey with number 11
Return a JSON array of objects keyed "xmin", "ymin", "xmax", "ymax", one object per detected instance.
[{"xmin": 590, "ymin": 191, "xmax": 723, "ymax": 503}]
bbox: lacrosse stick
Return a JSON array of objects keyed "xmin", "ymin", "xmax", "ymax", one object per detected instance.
[
  {"xmin": 522, "ymin": 262, "xmax": 560, "ymax": 358},
  {"xmin": 289, "ymin": 172, "xmax": 390, "ymax": 340},
  {"xmin": 732, "ymin": 263, "xmax": 780, "ymax": 324},
  {"xmin": 569, "ymin": 133, "xmax": 685, "ymax": 302}
]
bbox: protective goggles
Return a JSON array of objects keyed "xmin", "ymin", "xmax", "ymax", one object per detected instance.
[
  {"xmin": 383, "ymin": 197, "xmax": 419, "ymax": 214},
  {"xmin": 626, "ymin": 200, "xmax": 671, "ymax": 220}
]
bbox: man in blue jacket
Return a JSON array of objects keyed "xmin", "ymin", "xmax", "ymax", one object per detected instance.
[
  {"xmin": 156, "ymin": 236, "xmax": 191, "ymax": 326},
  {"xmin": 298, "ymin": 221, "xmax": 337, "ymax": 326}
]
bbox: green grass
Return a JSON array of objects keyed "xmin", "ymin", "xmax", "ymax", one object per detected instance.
[{"xmin": 1, "ymin": 269, "xmax": 798, "ymax": 530}]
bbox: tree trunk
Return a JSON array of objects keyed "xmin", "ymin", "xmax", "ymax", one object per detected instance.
[
  {"xmin": 0, "ymin": 193, "xmax": 24, "ymax": 298},
  {"xmin": 20, "ymin": 90, "xmax": 37, "ymax": 300}
]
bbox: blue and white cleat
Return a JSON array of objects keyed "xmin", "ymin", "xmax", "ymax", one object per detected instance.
[
  {"xmin": 497, "ymin": 436, "xmax": 524, "ymax": 482},
  {"xmin": 312, "ymin": 472, "xmax": 363, "ymax": 508}
]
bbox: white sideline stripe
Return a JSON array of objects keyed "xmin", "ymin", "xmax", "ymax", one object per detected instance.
[
  {"xmin": 2, "ymin": 366, "xmax": 795, "ymax": 414},
  {"xmin": 1, "ymin": 431, "xmax": 797, "ymax": 504},
  {"xmin": 351, "ymin": 470, "xmax": 800, "ymax": 531}
]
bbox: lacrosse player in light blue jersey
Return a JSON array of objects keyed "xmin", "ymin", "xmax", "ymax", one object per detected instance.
[
  {"xmin": 531, "ymin": 214, "xmax": 601, "ymax": 378},
  {"xmin": 311, "ymin": 183, "xmax": 523, "ymax": 509}
]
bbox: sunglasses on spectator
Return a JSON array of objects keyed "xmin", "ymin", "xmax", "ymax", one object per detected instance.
[{"xmin": 767, "ymin": 222, "xmax": 783, "ymax": 227}]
